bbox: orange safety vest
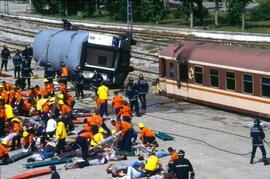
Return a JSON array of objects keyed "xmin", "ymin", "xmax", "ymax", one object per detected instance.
[
  {"xmin": 87, "ymin": 114, "xmax": 103, "ymax": 127},
  {"xmin": 61, "ymin": 67, "xmax": 69, "ymax": 77},
  {"xmin": 112, "ymin": 96, "xmax": 123, "ymax": 109}
]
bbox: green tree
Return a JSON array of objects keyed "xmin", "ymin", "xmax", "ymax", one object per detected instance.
[
  {"xmin": 228, "ymin": 0, "xmax": 251, "ymax": 30},
  {"xmin": 251, "ymin": 0, "xmax": 270, "ymax": 21}
]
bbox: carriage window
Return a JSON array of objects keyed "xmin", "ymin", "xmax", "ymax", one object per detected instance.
[
  {"xmin": 169, "ymin": 62, "xmax": 175, "ymax": 79},
  {"xmin": 243, "ymin": 74, "xmax": 253, "ymax": 94},
  {"xmin": 226, "ymin": 72, "xmax": 235, "ymax": 91},
  {"xmin": 261, "ymin": 77, "xmax": 270, "ymax": 97},
  {"xmin": 210, "ymin": 69, "xmax": 219, "ymax": 88},
  {"xmin": 194, "ymin": 66, "xmax": 203, "ymax": 84}
]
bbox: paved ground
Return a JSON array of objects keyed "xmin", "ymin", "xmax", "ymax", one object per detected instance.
[{"xmin": 0, "ymin": 56, "xmax": 270, "ymax": 179}]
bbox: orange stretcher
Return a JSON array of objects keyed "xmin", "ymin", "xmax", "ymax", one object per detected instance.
[
  {"xmin": 11, "ymin": 168, "xmax": 52, "ymax": 179},
  {"xmin": 72, "ymin": 119, "xmax": 85, "ymax": 124},
  {"xmin": 0, "ymin": 71, "xmax": 12, "ymax": 77}
]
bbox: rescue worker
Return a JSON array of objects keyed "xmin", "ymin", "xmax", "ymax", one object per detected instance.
[
  {"xmin": 168, "ymin": 147, "xmax": 179, "ymax": 163},
  {"xmin": 58, "ymin": 62, "xmax": 69, "ymax": 84},
  {"xmin": 145, "ymin": 152, "xmax": 162, "ymax": 177},
  {"xmin": 41, "ymin": 98, "xmax": 54, "ymax": 126},
  {"xmin": 91, "ymin": 70, "xmax": 103, "ymax": 93},
  {"xmin": 125, "ymin": 77, "xmax": 140, "ymax": 117},
  {"xmin": 250, "ymin": 119, "xmax": 268, "ymax": 165},
  {"xmin": 44, "ymin": 78, "xmax": 55, "ymax": 98},
  {"xmin": 76, "ymin": 126, "xmax": 94, "ymax": 161},
  {"xmin": 0, "ymin": 140, "xmax": 11, "ymax": 164},
  {"xmin": 50, "ymin": 165, "xmax": 60, "ymax": 179},
  {"xmin": 57, "ymin": 100, "xmax": 74, "ymax": 132},
  {"xmin": 117, "ymin": 101, "xmax": 132, "ymax": 122},
  {"xmin": 111, "ymin": 91, "xmax": 123, "ymax": 117},
  {"xmin": 138, "ymin": 122, "xmax": 156, "ymax": 146},
  {"xmin": 97, "ymin": 81, "xmax": 108, "ymax": 117},
  {"xmin": 35, "ymin": 85, "xmax": 47, "ymax": 99},
  {"xmin": 0, "ymin": 103, "xmax": 6, "ymax": 137},
  {"xmin": 1, "ymin": 45, "xmax": 10, "ymax": 71},
  {"xmin": 111, "ymin": 118, "xmax": 133, "ymax": 152},
  {"xmin": 137, "ymin": 74, "xmax": 149, "ymax": 114},
  {"xmin": 13, "ymin": 50, "xmax": 22, "ymax": 78},
  {"xmin": 87, "ymin": 108, "xmax": 111, "ymax": 135},
  {"xmin": 73, "ymin": 66, "xmax": 84, "ymax": 99},
  {"xmin": 90, "ymin": 128, "xmax": 104, "ymax": 147},
  {"xmin": 44, "ymin": 62, "xmax": 56, "ymax": 82},
  {"xmin": 55, "ymin": 118, "xmax": 67, "ymax": 156},
  {"xmin": 169, "ymin": 150, "xmax": 195, "ymax": 179},
  {"xmin": 22, "ymin": 131, "xmax": 36, "ymax": 152},
  {"xmin": 10, "ymin": 118, "xmax": 22, "ymax": 151},
  {"xmin": 21, "ymin": 60, "xmax": 33, "ymax": 89},
  {"xmin": 22, "ymin": 44, "xmax": 33, "ymax": 65}
]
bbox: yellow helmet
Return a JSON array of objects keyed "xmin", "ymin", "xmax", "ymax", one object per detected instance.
[
  {"xmin": 98, "ymin": 128, "xmax": 105, "ymax": 133},
  {"xmin": 111, "ymin": 130, "xmax": 116, "ymax": 135},
  {"xmin": 1, "ymin": 140, "xmax": 7, "ymax": 145},
  {"xmin": 11, "ymin": 117, "xmax": 21, "ymax": 123},
  {"xmin": 43, "ymin": 78, "xmax": 49, "ymax": 83},
  {"xmin": 0, "ymin": 84, "xmax": 3, "ymax": 88},
  {"xmin": 23, "ymin": 131, "xmax": 29, "ymax": 137},
  {"xmin": 49, "ymin": 97, "xmax": 56, "ymax": 102},
  {"xmin": 58, "ymin": 94, "xmax": 64, "ymax": 99},
  {"xmin": 58, "ymin": 100, "xmax": 64, "ymax": 105},
  {"xmin": 138, "ymin": 122, "xmax": 145, "ymax": 129}
]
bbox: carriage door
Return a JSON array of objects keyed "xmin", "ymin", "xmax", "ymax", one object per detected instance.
[{"xmin": 179, "ymin": 60, "xmax": 188, "ymax": 83}]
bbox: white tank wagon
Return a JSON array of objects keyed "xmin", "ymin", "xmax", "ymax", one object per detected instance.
[{"xmin": 33, "ymin": 29, "xmax": 133, "ymax": 86}]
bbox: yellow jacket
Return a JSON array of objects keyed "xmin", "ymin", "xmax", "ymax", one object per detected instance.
[
  {"xmin": 5, "ymin": 104, "xmax": 14, "ymax": 119},
  {"xmin": 90, "ymin": 133, "xmax": 104, "ymax": 146},
  {"xmin": 55, "ymin": 121, "xmax": 67, "ymax": 140},
  {"xmin": 145, "ymin": 155, "xmax": 160, "ymax": 171},
  {"xmin": 97, "ymin": 85, "xmax": 108, "ymax": 100}
]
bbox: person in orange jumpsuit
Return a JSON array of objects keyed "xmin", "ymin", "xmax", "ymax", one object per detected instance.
[
  {"xmin": 111, "ymin": 118, "xmax": 133, "ymax": 152},
  {"xmin": 0, "ymin": 140, "xmax": 11, "ymax": 164},
  {"xmin": 117, "ymin": 101, "xmax": 132, "ymax": 122},
  {"xmin": 111, "ymin": 91, "xmax": 123, "ymax": 117},
  {"xmin": 35, "ymin": 85, "xmax": 47, "ymax": 99},
  {"xmin": 44, "ymin": 79, "xmax": 54, "ymax": 98},
  {"xmin": 87, "ymin": 108, "xmax": 111, "ymax": 135},
  {"xmin": 58, "ymin": 62, "xmax": 69, "ymax": 84},
  {"xmin": 22, "ymin": 131, "xmax": 36, "ymax": 152},
  {"xmin": 0, "ymin": 85, "xmax": 8, "ymax": 104},
  {"xmin": 10, "ymin": 119, "xmax": 22, "ymax": 151},
  {"xmin": 76, "ymin": 127, "xmax": 94, "ymax": 160},
  {"xmin": 65, "ymin": 92, "xmax": 75, "ymax": 108},
  {"xmin": 22, "ymin": 98, "xmax": 32, "ymax": 117},
  {"xmin": 59, "ymin": 83, "xmax": 67, "ymax": 93},
  {"xmin": 137, "ymin": 122, "xmax": 156, "ymax": 146},
  {"xmin": 58, "ymin": 100, "xmax": 74, "ymax": 131},
  {"xmin": 168, "ymin": 147, "xmax": 179, "ymax": 163},
  {"xmin": 0, "ymin": 103, "xmax": 6, "ymax": 136}
]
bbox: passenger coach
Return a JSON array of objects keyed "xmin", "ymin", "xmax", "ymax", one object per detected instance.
[{"xmin": 159, "ymin": 41, "xmax": 270, "ymax": 118}]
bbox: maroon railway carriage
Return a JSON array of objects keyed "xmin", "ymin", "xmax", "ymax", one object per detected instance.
[{"xmin": 158, "ymin": 41, "xmax": 270, "ymax": 118}]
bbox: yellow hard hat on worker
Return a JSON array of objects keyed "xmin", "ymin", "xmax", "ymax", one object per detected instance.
[
  {"xmin": 23, "ymin": 131, "xmax": 30, "ymax": 137},
  {"xmin": 49, "ymin": 97, "xmax": 56, "ymax": 102},
  {"xmin": 58, "ymin": 100, "xmax": 64, "ymax": 105},
  {"xmin": 111, "ymin": 130, "xmax": 116, "ymax": 135},
  {"xmin": 11, "ymin": 117, "xmax": 21, "ymax": 123},
  {"xmin": 43, "ymin": 78, "xmax": 49, "ymax": 83},
  {"xmin": 98, "ymin": 128, "xmax": 105, "ymax": 133},
  {"xmin": 1, "ymin": 140, "xmax": 7, "ymax": 145},
  {"xmin": 58, "ymin": 94, "xmax": 64, "ymax": 99},
  {"xmin": 138, "ymin": 122, "xmax": 145, "ymax": 129}
]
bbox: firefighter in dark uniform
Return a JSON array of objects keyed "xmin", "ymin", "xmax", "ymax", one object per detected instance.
[
  {"xmin": 137, "ymin": 74, "xmax": 149, "ymax": 114},
  {"xmin": 169, "ymin": 150, "xmax": 195, "ymax": 179},
  {"xmin": 250, "ymin": 119, "xmax": 268, "ymax": 165},
  {"xmin": 91, "ymin": 70, "xmax": 103, "ymax": 93},
  {"xmin": 73, "ymin": 66, "xmax": 84, "ymax": 99},
  {"xmin": 21, "ymin": 60, "xmax": 33, "ymax": 89},
  {"xmin": 126, "ymin": 77, "xmax": 140, "ymax": 117},
  {"xmin": 13, "ymin": 50, "xmax": 22, "ymax": 78},
  {"xmin": 1, "ymin": 45, "xmax": 11, "ymax": 71},
  {"xmin": 22, "ymin": 45, "xmax": 33, "ymax": 65},
  {"xmin": 44, "ymin": 62, "xmax": 55, "ymax": 83}
]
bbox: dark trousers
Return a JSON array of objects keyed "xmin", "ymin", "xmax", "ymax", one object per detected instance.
[
  {"xmin": 251, "ymin": 145, "xmax": 266, "ymax": 158},
  {"xmin": 0, "ymin": 119, "xmax": 5, "ymax": 137},
  {"xmin": 12, "ymin": 135, "xmax": 21, "ymax": 149},
  {"xmin": 119, "ymin": 129, "xmax": 133, "ymax": 152},
  {"xmin": 130, "ymin": 99, "xmax": 140, "ymax": 116},
  {"xmin": 22, "ymin": 78, "xmax": 31, "ymax": 89},
  {"xmin": 56, "ymin": 138, "xmax": 66, "ymax": 155},
  {"xmin": 99, "ymin": 102, "xmax": 107, "ymax": 117},
  {"xmin": 41, "ymin": 112, "xmax": 49, "ymax": 126},
  {"xmin": 101, "ymin": 122, "xmax": 111, "ymax": 134},
  {"xmin": 139, "ymin": 94, "xmax": 147, "ymax": 110},
  {"xmin": 75, "ymin": 84, "xmax": 84, "ymax": 98},
  {"xmin": 14, "ymin": 66, "xmax": 21, "ymax": 78},
  {"xmin": 77, "ymin": 136, "xmax": 89, "ymax": 160},
  {"xmin": 114, "ymin": 108, "xmax": 121, "ymax": 117},
  {"xmin": 1, "ymin": 60, "xmax": 7, "ymax": 71}
]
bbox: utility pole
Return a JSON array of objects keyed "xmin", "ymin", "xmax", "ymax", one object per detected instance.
[
  {"xmin": 127, "ymin": 0, "xmax": 133, "ymax": 37},
  {"xmin": 4, "ymin": 0, "xmax": 9, "ymax": 20}
]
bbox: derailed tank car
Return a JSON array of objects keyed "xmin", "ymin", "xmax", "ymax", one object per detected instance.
[{"xmin": 33, "ymin": 29, "xmax": 133, "ymax": 86}]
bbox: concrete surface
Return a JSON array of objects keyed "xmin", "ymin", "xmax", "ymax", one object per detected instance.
[{"xmin": 0, "ymin": 55, "xmax": 269, "ymax": 179}]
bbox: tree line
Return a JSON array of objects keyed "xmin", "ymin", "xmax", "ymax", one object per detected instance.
[{"xmin": 32, "ymin": 0, "xmax": 270, "ymax": 31}]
